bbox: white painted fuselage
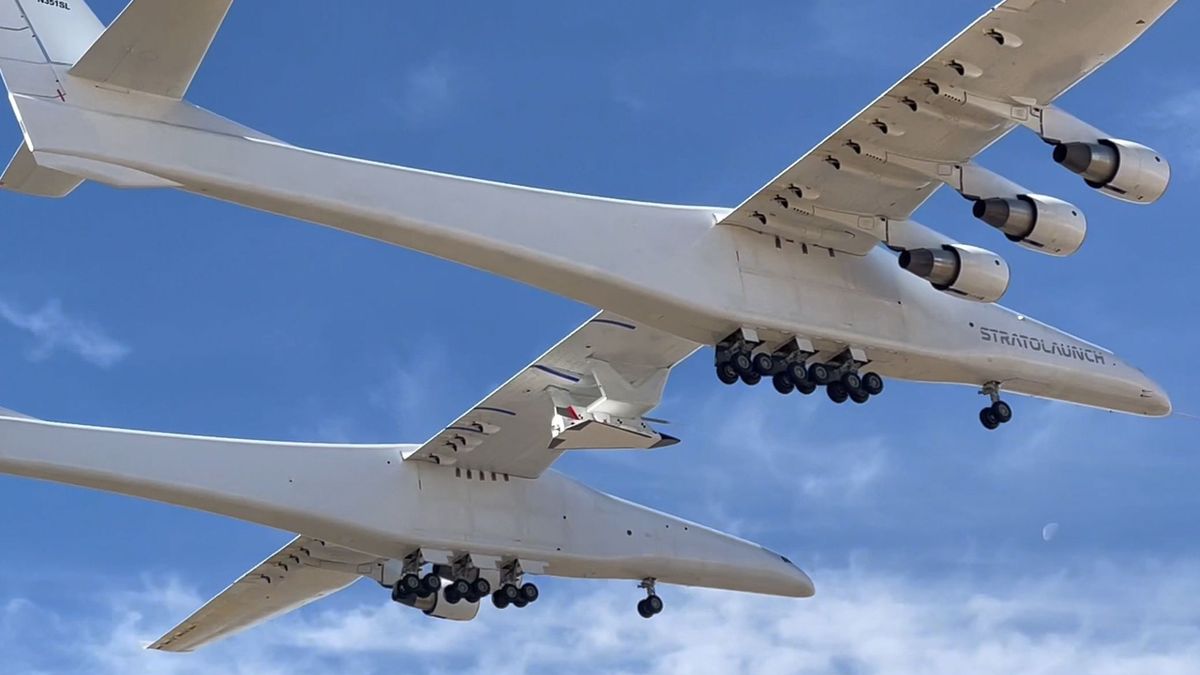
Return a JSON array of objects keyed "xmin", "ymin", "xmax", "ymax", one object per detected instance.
[
  {"xmin": 0, "ymin": 416, "xmax": 812, "ymax": 598},
  {"xmin": 7, "ymin": 87, "xmax": 1171, "ymax": 417}
]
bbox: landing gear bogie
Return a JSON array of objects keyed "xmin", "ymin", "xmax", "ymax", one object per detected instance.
[{"xmin": 978, "ymin": 382, "xmax": 1014, "ymax": 430}]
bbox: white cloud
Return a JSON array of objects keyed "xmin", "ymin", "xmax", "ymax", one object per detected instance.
[
  {"xmin": 0, "ymin": 297, "xmax": 130, "ymax": 368},
  {"xmin": 395, "ymin": 59, "xmax": 456, "ymax": 124},
  {"xmin": 3, "ymin": 560, "xmax": 1199, "ymax": 675}
]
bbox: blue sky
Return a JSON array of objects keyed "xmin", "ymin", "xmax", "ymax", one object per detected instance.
[{"xmin": 1, "ymin": 1, "xmax": 1199, "ymax": 672}]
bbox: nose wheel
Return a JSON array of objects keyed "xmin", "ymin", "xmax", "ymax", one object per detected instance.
[
  {"xmin": 979, "ymin": 383, "xmax": 1014, "ymax": 430},
  {"xmin": 636, "ymin": 578, "xmax": 664, "ymax": 619}
]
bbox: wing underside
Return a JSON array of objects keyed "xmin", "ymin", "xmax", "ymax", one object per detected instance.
[
  {"xmin": 404, "ymin": 311, "xmax": 700, "ymax": 478},
  {"xmin": 720, "ymin": 0, "xmax": 1175, "ymax": 254},
  {"xmin": 149, "ymin": 536, "xmax": 377, "ymax": 652}
]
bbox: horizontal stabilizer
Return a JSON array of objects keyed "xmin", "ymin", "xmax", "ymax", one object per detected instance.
[
  {"xmin": 69, "ymin": 0, "xmax": 233, "ymax": 99},
  {"xmin": 0, "ymin": 144, "xmax": 83, "ymax": 197}
]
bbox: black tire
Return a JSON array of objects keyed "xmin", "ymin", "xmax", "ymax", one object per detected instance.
[
  {"xmin": 502, "ymin": 584, "xmax": 520, "ymax": 601},
  {"xmin": 520, "ymin": 583, "xmax": 540, "ymax": 603},
  {"xmin": 464, "ymin": 590, "xmax": 480, "ymax": 604},
  {"xmin": 472, "ymin": 577, "xmax": 491, "ymax": 597},
  {"xmin": 796, "ymin": 380, "xmax": 817, "ymax": 396},
  {"xmin": 980, "ymin": 407, "xmax": 1000, "ymax": 430},
  {"xmin": 420, "ymin": 573, "xmax": 442, "ymax": 596},
  {"xmin": 862, "ymin": 372, "xmax": 884, "ymax": 396},
  {"xmin": 452, "ymin": 579, "xmax": 471, "ymax": 597},
  {"xmin": 717, "ymin": 362, "xmax": 740, "ymax": 385},
  {"xmin": 637, "ymin": 598, "xmax": 655, "ymax": 619},
  {"xmin": 752, "ymin": 352, "xmax": 775, "ymax": 375},
  {"xmin": 772, "ymin": 373, "xmax": 795, "ymax": 395},
  {"xmin": 391, "ymin": 582, "xmax": 409, "ymax": 603},
  {"xmin": 731, "ymin": 352, "xmax": 754, "ymax": 376},
  {"xmin": 827, "ymin": 382, "xmax": 849, "ymax": 404},
  {"xmin": 513, "ymin": 598, "xmax": 528, "ymax": 609},
  {"xmin": 741, "ymin": 372, "xmax": 762, "ymax": 386},
  {"xmin": 849, "ymin": 389, "xmax": 870, "ymax": 404},
  {"xmin": 991, "ymin": 400, "xmax": 1013, "ymax": 424},
  {"xmin": 809, "ymin": 363, "xmax": 832, "ymax": 385},
  {"xmin": 492, "ymin": 592, "xmax": 509, "ymax": 609},
  {"xmin": 646, "ymin": 594, "xmax": 664, "ymax": 615},
  {"xmin": 842, "ymin": 372, "xmax": 862, "ymax": 391},
  {"xmin": 786, "ymin": 362, "xmax": 808, "ymax": 386},
  {"xmin": 400, "ymin": 573, "xmax": 422, "ymax": 594},
  {"xmin": 444, "ymin": 585, "xmax": 462, "ymax": 605}
]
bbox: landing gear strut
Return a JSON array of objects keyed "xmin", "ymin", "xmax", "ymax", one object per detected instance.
[
  {"xmin": 979, "ymin": 382, "xmax": 1014, "ymax": 430},
  {"xmin": 636, "ymin": 578, "xmax": 664, "ymax": 619},
  {"xmin": 441, "ymin": 554, "xmax": 492, "ymax": 605}
]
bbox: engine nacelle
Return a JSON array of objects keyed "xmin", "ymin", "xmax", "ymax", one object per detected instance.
[
  {"xmin": 898, "ymin": 244, "xmax": 1010, "ymax": 303},
  {"xmin": 395, "ymin": 589, "xmax": 481, "ymax": 621},
  {"xmin": 972, "ymin": 194, "xmax": 1086, "ymax": 257},
  {"xmin": 1054, "ymin": 139, "xmax": 1170, "ymax": 205}
]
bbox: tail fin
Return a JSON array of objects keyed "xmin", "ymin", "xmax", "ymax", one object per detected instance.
[{"xmin": 0, "ymin": 0, "xmax": 234, "ymax": 196}]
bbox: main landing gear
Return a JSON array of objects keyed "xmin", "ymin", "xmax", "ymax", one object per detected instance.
[
  {"xmin": 978, "ymin": 382, "xmax": 1014, "ymax": 430},
  {"xmin": 390, "ymin": 551, "xmax": 443, "ymax": 603},
  {"xmin": 636, "ymin": 578, "xmax": 664, "ymax": 619},
  {"xmin": 715, "ymin": 331, "xmax": 884, "ymax": 407},
  {"xmin": 491, "ymin": 561, "xmax": 540, "ymax": 610}
]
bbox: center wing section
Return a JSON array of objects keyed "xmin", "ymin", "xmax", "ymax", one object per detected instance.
[
  {"xmin": 404, "ymin": 312, "xmax": 700, "ymax": 478},
  {"xmin": 720, "ymin": 0, "xmax": 1175, "ymax": 254}
]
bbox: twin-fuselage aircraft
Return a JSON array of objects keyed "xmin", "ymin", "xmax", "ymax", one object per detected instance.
[{"xmin": 0, "ymin": 0, "xmax": 1177, "ymax": 651}]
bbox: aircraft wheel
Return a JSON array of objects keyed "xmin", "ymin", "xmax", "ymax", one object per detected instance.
[
  {"xmin": 492, "ymin": 591, "xmax": 510, "ymax": 609},
  {"xmin": 520, "ymin": 583, "xmax": 540, "ymax": 604},
  {"xmin": 444, "ymin": 585, "xmax": 462, "ymax": 605},
  {"xmin": 991, "ymin": 400, "xmax": 1013, "ymax": 424},
  {"xmin": 637, "ymin": 598, "xmax": 656, "ymax": 619},
  {"xmin": 472, "ymin": 577, "xmax": 491, "ymax": 598},
  {"xmin": 842, "ymin": 372, "xmax": 862, "ymax": 391},
  {"xmin": 796, "ymin": 380, "xmax": 817, "ymax": 396},
  {"xmin": 752, "ymin": 352, "xmax": 775, "ymax": 375},
  {"xmin": 862, "ymin": 372, "xmax": 884, "ymax": 396},
  {"xmin": 980, "ymin": 407, "xmax": 1001, "ymax": 430},
  {"xmin": 391, "ymin": 583, "xmax": 408, "ymax": 603},
  {"xmin": 717, "ymin": 362, "xmax": 740, "ymax": 385},
  {"xmin": 512, "ymin": 598, "xmax": 529, "ymax": 609},
  {"xmin": 827, "ymin": 382, "xmax": 849, "ymax": 404},
  {"xmin": 772, "ymin": 373, "xmax": 795, "ymax": 395},
  {"xmin": 809, "ymin": 363, "xmax": 832, "ymax": 385},
  {"xmin": 399, "ymin": 573, "xmax": 422, "ymax": 594},
  {"xmin": 420, "ymin": 573, "xmax": 442, "ymax": 597},
  {"xmin": 741, "ymin": 372, "xmax": 762, "ymax": 386},
  {"xmin": 731, "ymin": 352, "xmax": 754, "ymax": 377},
  {"xmin": 786, "ymin": 362, "xmax": 808, "ymax": 386},
  {"xmin": 849, "ymin": 389, "xmax": 870, "ymax": 404}
]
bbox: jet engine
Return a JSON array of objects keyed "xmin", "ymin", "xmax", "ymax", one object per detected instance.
[
  {"xmin": 394, "ymin": 587, "xmax": 481, "ymax": 621},
  {"xmin": 899, "ymin": 244, "xmax": 1010, "ymax": 303},
  {"xmin": 1053, "ymin": 139, "xmax": 1170, "ymax": 205},
  {"xmin": 972, "ymin": 194, "xmax": 1086, "ymax": 257}
]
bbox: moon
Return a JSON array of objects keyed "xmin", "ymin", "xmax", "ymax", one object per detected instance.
[{"xmin": 1042, "ymin": 522, "xmax": 1060, "ymax": 542}]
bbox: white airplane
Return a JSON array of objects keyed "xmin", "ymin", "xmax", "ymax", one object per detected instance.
[
  {"xmin": 0, "ymin": 0, "xmax": 1178, "ymax": 428},
  {"xmin": 0, "ymin": 311, "xmax": 815, "ymax": 651}
]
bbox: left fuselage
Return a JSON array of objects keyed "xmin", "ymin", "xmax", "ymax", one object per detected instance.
[{"xmin": 0, "ymin": 416, "xmax": 813, "ymax": 598}]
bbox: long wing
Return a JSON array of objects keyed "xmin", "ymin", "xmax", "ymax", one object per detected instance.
[
  {"xmin": 149, "ymin": 536, "xmax": 377, "ymax": 652},
  {"xmin": 720, "ymin": 0, "xmax": 1175, "ymax": 254},
  {"xmin": 404, "ymin": 311, "xmax": 700, "ymax": 478}
]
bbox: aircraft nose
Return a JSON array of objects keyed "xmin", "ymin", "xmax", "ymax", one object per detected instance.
[
  {"xmin": 772, "ymin": 554, "xmax": 816, "ymax": 598},
  {"xmin": 1142, "ymin": 381, "xmax": 1172, "ymax": 417}
]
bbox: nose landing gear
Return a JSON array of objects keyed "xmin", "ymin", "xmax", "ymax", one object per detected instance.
[
  {"xmin": 636, "ymin": 578, "xmax": 664, "ymax": 619},
  {"xmin": 979, "ymin": 382, "xmax": 1014, "ymax": 430}
]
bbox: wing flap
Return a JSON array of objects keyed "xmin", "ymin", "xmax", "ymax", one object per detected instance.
[{"xmin": 149, "ymin": 536, "xmax": 374, "ymax": 653}]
